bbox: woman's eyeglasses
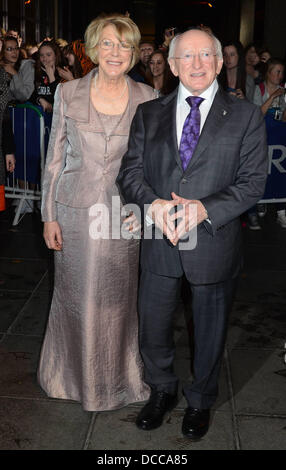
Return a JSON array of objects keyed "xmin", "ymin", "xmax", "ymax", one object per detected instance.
[
  {"xmin": 5, "ymin": 46, "xmax": 19, "ymax": 52},
  {"xmin": 99, "ymin": 39, "xmax": 133, "ymax": 52}
]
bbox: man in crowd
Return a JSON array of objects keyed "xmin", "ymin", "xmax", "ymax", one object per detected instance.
[
  {"xmin": 6, "ymin": 28, "xmax": 22, "ymax": 47},
  {"xmin": 129, "ymin": 40, "xmax": 154, "ymax": 82}
]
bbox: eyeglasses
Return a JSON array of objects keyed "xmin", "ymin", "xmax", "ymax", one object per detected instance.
[
  {"xmin": 99, "ymin": 39, "xmax": 133, "ymax": 52},
  {"xmin": 5, "ymin": 46, "xmax": 19, "ymax": 52},
  {"xmin": 174, "ymin": 50, "xmax": 217, "ymax": 64}
]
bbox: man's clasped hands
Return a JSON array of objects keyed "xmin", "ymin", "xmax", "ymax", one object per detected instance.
[{"xmin": 125, "ymin": 192, "xmax": 208, "ymax": 245}]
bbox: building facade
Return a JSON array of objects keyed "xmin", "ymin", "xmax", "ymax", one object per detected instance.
[{"xmin": 1, "ymin": 0, "xmax": 285, "ymax": 60}]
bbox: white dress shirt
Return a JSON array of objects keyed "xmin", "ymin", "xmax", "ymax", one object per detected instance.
[{"xmin": 176, "ymin": 79, "xmax": 218, "ymax": 147}]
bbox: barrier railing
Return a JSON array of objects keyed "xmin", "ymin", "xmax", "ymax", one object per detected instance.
[{"xmin": 5, "ymin": 103, "xmax": 52, "ymax": 226}]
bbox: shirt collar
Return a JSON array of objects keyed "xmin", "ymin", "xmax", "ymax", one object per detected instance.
[{"xmin": 178, "ymin": 79, "xmax": 218, "ymax": 106}]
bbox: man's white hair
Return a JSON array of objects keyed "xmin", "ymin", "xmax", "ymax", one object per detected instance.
[{"xmin": 168, "ymin": 29, "xmax": 223, "ymax": 60}]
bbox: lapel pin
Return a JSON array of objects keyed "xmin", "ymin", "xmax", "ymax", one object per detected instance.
[{"xmin": 222, "ymin": 110, "xmax": 227, "ymax": 116}]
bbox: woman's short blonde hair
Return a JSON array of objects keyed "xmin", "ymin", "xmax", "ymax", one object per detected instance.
[{"xmin": 84, "ymin": 13, "xmax": 141, "ymax": 72}]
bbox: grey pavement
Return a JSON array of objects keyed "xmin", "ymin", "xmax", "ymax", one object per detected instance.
[{"xmin": 0, "ymin": 205, "xmax": 285, "ymax": 451}]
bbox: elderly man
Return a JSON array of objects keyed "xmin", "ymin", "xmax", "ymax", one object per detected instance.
[{"xmin": 117, "ymin": 28, "xmax": 267, "ymax": 440}]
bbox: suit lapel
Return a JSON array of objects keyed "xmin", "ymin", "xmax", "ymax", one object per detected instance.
[
  {"xmin": 160, "ymin": 89, "xmax": 183, "ymax": 171},
  {"xmin": 184, "ymin": 88, "xmax": 233, "ymax": 173}
]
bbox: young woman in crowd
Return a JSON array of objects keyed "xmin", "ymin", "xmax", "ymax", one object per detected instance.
[
  {"xmin": 0, "ymin": 35, "xmax": 35, "ymax": 102},
  {"xmin": 57, "ymin": 39, "xmax": 96, "ymax": 82},
  {"xmin": 32, "ymin": 40, "xmax": 62, "ymax": 113},
  {"xmin": 245, "ymin": 43, "xmax": 260, "ymax": 81},
  {"xmin": 253, "ymin": 57, "xmax": 286, "ymax": 120},
  {"xmin": 57, "ymin": 42, "xmax": 84, "ymax": 81},
  {"xmin": 244, "ymin": 43, "xmax": 263, "ymax": 102},
  {"xmin": 146, "ymin": 49, "xmax": 178, "ymax": 96},
  {"xmin": 220, "ymin": 40, "xmax": 264, "ymax": 104},
  {"xmin": 219, "ymin": 40, "xmax": 247, "ymax": 99}
]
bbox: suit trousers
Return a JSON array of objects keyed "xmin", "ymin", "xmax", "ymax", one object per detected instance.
[{"xmin": 138, "ymin": 269, "xmax": 237, "ymax": 409}]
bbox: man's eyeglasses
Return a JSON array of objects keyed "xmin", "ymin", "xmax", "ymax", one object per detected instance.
[
  {"xmin": 5, "ymin": 46, "xmax": 19, "ymax": 52},
  {"xmin": 174, "ymin": 50, "xmax": 217, "ymax": 64},
  {"xmin": 99, "ymin": 39, "xmax": 134, "ymax": 52}
]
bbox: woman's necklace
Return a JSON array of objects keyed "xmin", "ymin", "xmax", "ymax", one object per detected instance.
[
  {"xmin": 94, "ymin": 75, "xmax": 127, "ymax": 101},
  {"xmin": 93, "ymin": 103, "xmax": 129, "ymax": 163}
]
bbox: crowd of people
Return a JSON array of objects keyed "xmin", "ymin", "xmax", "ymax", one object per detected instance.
[{"xmin": 0, "ymin": 12, "xmax": 285, "ymax": 442}]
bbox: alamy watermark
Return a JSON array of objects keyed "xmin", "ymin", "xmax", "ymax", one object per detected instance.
[{"xmin": 88, "ymin": 196, "xmax": 197, "ymax": 251}]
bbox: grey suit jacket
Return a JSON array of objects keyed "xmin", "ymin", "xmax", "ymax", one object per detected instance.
[
  {"xmin": 116, "ymin": 86, "xmax": 268, "ymax": 284},
  {"xmin": 41, "ymin": 69, "xmax": 156, "ymax": 222}
]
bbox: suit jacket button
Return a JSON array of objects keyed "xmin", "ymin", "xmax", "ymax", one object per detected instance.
[{"xmin": 181, "ymin": 178, "xmax": 187, "ymax": 184}]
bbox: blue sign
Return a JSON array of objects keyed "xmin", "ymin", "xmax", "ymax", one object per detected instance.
[{"xmin": 261, "ymin": 115, "xmax": 286, "ymax": 202}]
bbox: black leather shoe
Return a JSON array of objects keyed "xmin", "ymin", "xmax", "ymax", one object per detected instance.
[
  {"xmin": 182, "ymin": 407, "xmax": 210, "ymax": 440},
  {"xmin": 136, "ymin": 391, "xmax": 178, "ymax": 430}
]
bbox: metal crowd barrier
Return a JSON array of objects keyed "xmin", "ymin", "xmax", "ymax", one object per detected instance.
[{"xmin": 5, "ymin": 103, "xmax": 52, "ymax": 226}]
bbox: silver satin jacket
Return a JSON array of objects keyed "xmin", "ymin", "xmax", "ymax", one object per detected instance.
[{"xmin": 41, "ymin": 68, "xmax": 157, "ymax": 222}]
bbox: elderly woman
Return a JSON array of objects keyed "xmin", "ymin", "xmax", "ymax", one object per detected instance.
[{"xmin": 37, "ymin": 13, "xmax": 157, "ymax": 412}]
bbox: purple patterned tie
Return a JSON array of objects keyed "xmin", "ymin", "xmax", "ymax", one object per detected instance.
[{"xmin": 179, "ymin": 96, "xmax": 204, "ymax": 171}]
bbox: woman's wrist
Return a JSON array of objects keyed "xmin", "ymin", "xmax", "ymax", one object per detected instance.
[{"xmin": 47, "ymin": 74, "xmax": 56, "ymax": 83}]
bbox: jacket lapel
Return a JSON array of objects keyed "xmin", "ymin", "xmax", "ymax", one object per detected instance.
[
  {"xmin": 184, "ymin": 88, "xmax": 233, "ymax": 173},
  {"xmin": 64, "ymin": 68, "xmax": 95, "ymax": 122},
  {"xmin": 160, "ymin": 89, "xmax": 183, "ymax": 171}
]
